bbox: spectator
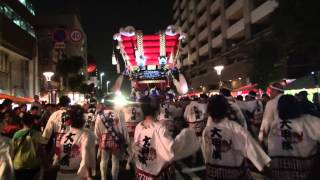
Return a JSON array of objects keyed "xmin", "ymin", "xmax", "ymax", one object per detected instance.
[
  {"xmin": 12, "ymin": 113, "xmax": 47, "ymax": 180},
  {"xmin": 297, "ymin": 91, "xmax": 320, "ymax": 117},
  {"xmin": 1, "ymin": 111, "xmax": 20, "ymax": 138},
  {"xmin": 202, "ymin": 95, "xmax": 270, "ymax": 179},
  {"xmin": 312, "ymin": 93, "xmax": 320, "ymax": 112},
  {"xmin": 0, "ymin": 99, "xmax": 13, "ymax": 121}
]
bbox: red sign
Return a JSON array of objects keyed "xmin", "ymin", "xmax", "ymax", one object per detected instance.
[{"xmin": 69, "ymin": 29, "xmax": 83, "ymax": 43}]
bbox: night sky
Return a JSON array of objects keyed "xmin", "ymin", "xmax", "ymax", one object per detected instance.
[{"xmin": 34, "ymin": 0, "xmax": 174, "ymax": 92}]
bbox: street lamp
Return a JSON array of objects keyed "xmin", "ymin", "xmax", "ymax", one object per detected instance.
[
  {"xmin": 214, "ymin": 65, "xmax": 224, "ymax": 88},
  {"xmin": 106, "ymin": 81, "xmax": 110, "ymax": 94},
  {"xmin": 100, "ymin": 72, "xmax": 105, "ymax": 89},
  {"xmin": 43, "ymin": 71, "xmax": 54, "ymax": 104}
]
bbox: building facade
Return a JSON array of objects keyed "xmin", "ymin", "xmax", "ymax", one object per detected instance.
[
  {"xmin": 0, "ymin": 0, "xmax": 38, "ymax": 98},
  {"xmin": 173, "ymin": 0, "xmax": 278, "ymax": 89},
  {"xmin": 36, "ymin": 13, "xmax": 87, "ymax": 94}
]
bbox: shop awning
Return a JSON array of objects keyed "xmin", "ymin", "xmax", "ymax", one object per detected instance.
[
  {"xmin": 232, "ymin": 83, "xmax": 258, "ymax": 92},
  {"xmin": 0, "ymin": 93, "xmax": 34, "ymax": 103}
]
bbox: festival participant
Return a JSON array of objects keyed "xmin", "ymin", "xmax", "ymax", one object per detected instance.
[
  {"xmin": 95, "ymin": 96, "xmax": 130, "ymax": 180},
  {"xmin": 268, "ymin": 95, "xmax": 320, "ymax": 179},
  {"xmin": 134, "ymin": 96, "xmax": 199, "ymax": 179},
  {"xmin": 237, "ymin": 91, "xmax": 264, "ymax": 139},
  {"xmin": 56, "ymin": 105, "xmax": 96, "ymax": 180},
  {"xmin": 84, "ymin": 104, "xmax": 96, "ymax": 131},
  {"xmin": 259, "ymin": 82, "xmax": 284, "ymax": 145},
  {"xmin": 158, "ymin": 98, "xmax": 175, "ymax": 137},
  {"xmin": 120, "ymin": 101, "xmax": 143, "ymax": 170},
  {"xmin": 202, "ymin": 95, "xmax": 271, "ymax": 180},
  {"xmin": 42, "ymin": 96, "xmax": 71, "ymax": 165},
  {"xmin": 183, "ymin": 94, "xmax": 208, "ymax": 138},
  {"xmin": 0, "ymin": 124, "xmax": 14, "ymax": 180},
  {"xmin": 219, "ymin": 88, "xmax": 247, "ymax": 129}
]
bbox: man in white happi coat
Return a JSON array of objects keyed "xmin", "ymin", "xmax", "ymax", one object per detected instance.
[
  {"xmin": 268, "ymin": 95, "xmax": 320, "ymax": 179},
  {"xmin": 42, "ymin": 96, "xmax": 71, "ymax": 165},
  {"xmin": 183, "ymin": 95, "xmax": 208, "ymax": 138},
  {"xmin": 119, "ymin": 102, "xmax": 143, "ymax": 170},
  {"xmin": 56, "ymin": 105, "xmax": 96, "ymax": 180},
  {"xmin": 258, "ymin": 82, "xmax": 284, "ymax": 145},
  {"xmin": 0, "ymin": 133, "xmax": 14, "ymax": 180},
  {"xmin": 202, "ymin": 95, "xmax": 271, "ymax": 180},
  {"xmin": 237, "ymin": 91, "xmax": 264, "ymax": 139},
  {"xmin": 95, "ymin": 99, "xmax": 130, "ymax": 180},
  {"xmin": 134, "ymin": 96, "xmax": 200, "ymax": 179},
  {"xmin": 219, "ymin": 88, "xmax": 247, "ymax": 129},
  {"xmin": 84, "ymin": 104, "xmax": 96, "ymax": 132}
]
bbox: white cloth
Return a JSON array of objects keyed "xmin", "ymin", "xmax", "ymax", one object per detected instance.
[
  {"xmin": 57, "ymin": 128, "xmax": 96, "ymax": 179},
  {"xmin": 121, "ymin": 104, "xmax": 143, "ymax": 137},
  {"xmin": 268, "ymin": 114, "xmax": 320, "ymax": 158},
  {"xmin": 134, "ymin": 121, "xmax": 199, "ymax": 176},
  {"xmin": 184, "ymin": 101, "xmax": 208, "ymax": 136},
  {"xmin": 184, "ymin": 101, "xmax": 208, "ymax": 123},
  {"xmin": 202, "ymin": 117, "xmax": 271, "ymax": 171},
  {"xmin": 0, "ymin": 135, "xmax": 14, "ymax": 180},
  {"xmin": 237, "ymin": 100, "xmax": 263, "ymax": 113},
  {"xmin": 259, "ymin": 95, "xmax": 282, "ymax": 143},
  {"xmin": 95, "ymin": 110, "xmax": 130, "ymax": 151},
  {"xmin": 84, "ymin": 113, "xmax": 96, "ymax": 132},
  {"xmin": 42, "ymin": 109, "xmax": 69, "ymax": 144},
  {"xmin": 226, "ymin": 98, "xmax": 247, "ymax": 129}
]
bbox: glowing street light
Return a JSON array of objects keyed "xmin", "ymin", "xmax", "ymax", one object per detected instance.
[
  {"xmin": 214, "ymin": 65, "xmax": 224, "ymax": 88},
  {"xmin": 43, "ymin": 72, "xmax": 54, "ymax": 81},
  {"xmin": 100, "ymin": 72, "xmax": 105, "ymax": 89},
  {"xmin": 43, "ymin": 71, "xmax": 54, "ymax": 103},
  {"xmin": 106, "ymin": 81, "xmax": 110, "ymax": 94}
]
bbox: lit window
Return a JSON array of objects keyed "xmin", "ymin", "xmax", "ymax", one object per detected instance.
[
  {"xmin": 0, "ymin": 2, "xmax": 35, "ymax": 37},
  {"xmin": 18, "ymin": 0, "xmax": 35, "ymax": 16}
]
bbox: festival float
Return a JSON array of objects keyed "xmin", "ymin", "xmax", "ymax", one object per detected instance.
[{"xmin": 112, "ymin": 25, "xmax": 188, "ymax": 97}]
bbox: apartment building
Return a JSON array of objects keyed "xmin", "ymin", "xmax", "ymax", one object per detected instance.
[
  {"xmin": 0, "ymin": 0, "xmax": 38, "ymax": 97},
  {"xmin": 173, "ymin": 0, "xmax": 278, "ymax": 89}
]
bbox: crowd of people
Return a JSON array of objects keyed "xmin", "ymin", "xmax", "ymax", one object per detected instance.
[{"xmin": 0, "ymin": 82, "xmax": 320, "ymax": 180}]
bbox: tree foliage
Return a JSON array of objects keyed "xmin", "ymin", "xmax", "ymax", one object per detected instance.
[
  {"xmin": 272, "ymin": 0, "xmax": 320, "ymax": 77},
  {"xmin": 249, "ymin": 38, "xmax": 286, "ymax": 90},
  {"xmin": 56, "ymin": 56, "xmax": 85, "ymax": 91}
]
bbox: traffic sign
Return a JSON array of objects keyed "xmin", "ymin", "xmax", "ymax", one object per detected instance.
[
  {"xmin": 54, "ymin": 42, "xmax": 66, "ymax": 49},
  {"xmin": 53, "ymin": 29, "xmax": 67, "ymax": 42},
  {"xmin": 69, "ymin": 29, "xmax": 83, "ymax": 43}
]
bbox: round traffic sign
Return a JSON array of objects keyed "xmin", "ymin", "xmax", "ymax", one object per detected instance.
[
  {"xmin": 53, "ymin": 29, "xmax": 67, "ymax": 42},
  {"xmin": 69, "ymin": 29, "xmax": 83, "ymax": 43}
]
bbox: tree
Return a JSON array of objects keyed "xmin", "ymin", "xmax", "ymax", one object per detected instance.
[
  {"xmin": 249, "ymin": 38, "xmax": 286, "ymax": 90},
  {"xmin": 272, "ymin": 0, "xmax": 320, "ymax": 77},
  {"xmin": 56, "ymin": 56, "xmax": 85, "ymax": 91}
]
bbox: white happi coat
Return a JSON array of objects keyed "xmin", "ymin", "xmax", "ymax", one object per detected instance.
[
  {"xmin": 158, "ymin": 102, "xmax": 175, "ymax": 134},
  {"xmin": 134, "ymin": 121, "xmax": 200, "ymax": 176},
  {"xmin": 121, "ymin": 104, "xmax": 143, "ymax": 138},
  {"xmin": 268, "ymin": 114, "xmax": 320, "ymax": 157},
  {"xmin": 268, "ymin": 114, "xmax": 320, "ymax": 179},
  {"xmin": 259, "ymin": 94, "xmax": 282, "ymax": 143},
  {"xmin": 202, "ymin": 117, "xmax": 270, "ymax": 171},
  {"xmin": 95, "ymin": 110, "xmax": 129, "ymax": 154},
  {"xmin": 0, "ymin": 135, "xmax": 14, "ymax": 180},
  {"xmin": 84, "ymin": 113, "xmax": 96, "ymax": 132},
  {"xmin": 225, "ymin": 97, "xmax": 247, "ymax": 129},
  {"xmin": 184, "ymin": 101, "xmax": 208, "ymax": 136},
  {"xmin": 43, "ymin": 108, "xmax": 70, "ymax": 160},
  {"xmin": 56, "ymin": 128, "xmax": 96, "ymax": 180}
]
